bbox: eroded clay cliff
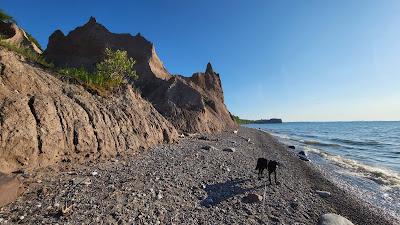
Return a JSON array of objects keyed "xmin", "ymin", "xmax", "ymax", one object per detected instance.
[
  {"xmin": 44, "ymin": 17, "xmax": 237, "ymax": 133},
  {"xmin": 0, "ymin": 21, "xmax": 42, "ymax": 54},
  {"xmin": 0, "ymin": 47, "xmax": 178, "ymax": 173}
]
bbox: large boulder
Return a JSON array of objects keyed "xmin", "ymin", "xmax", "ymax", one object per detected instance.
[
  {"xmin": 0, "ymin": 172, "xmax": 24, "ymax": 207},
  {"xmin": 0, "ymin": 47, "xmax": 178, "ymax": 173},
  {"xmin": 44, "ymin": 17, "xmax": 237, "ymax": 133},
  {"xmin": 0, "ymin": 21, "xmax": 42, "ymax": 54},
  {"xmin": 318, "ymin": 213, "xmax": 354, "ymax": 225}
]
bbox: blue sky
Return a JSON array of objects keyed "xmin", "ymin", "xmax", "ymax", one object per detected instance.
[{"xmin": 1, "ymin": 0, "xmax": 399, "ymax": 121}]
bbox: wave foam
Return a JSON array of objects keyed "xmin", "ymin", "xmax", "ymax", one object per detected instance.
[{"xmin": 304, "ymin": 146, "xmax": 400, "ymax": 187}]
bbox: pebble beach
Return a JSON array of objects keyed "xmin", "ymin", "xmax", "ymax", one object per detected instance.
[{"xmin": 0, "ymin": 127, "xmax": 398, "ymax": 225}]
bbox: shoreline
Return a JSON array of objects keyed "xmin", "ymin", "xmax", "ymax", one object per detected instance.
[{"xmin": 0, "ymin": 127, "xmax": 398, "ymax": 224}]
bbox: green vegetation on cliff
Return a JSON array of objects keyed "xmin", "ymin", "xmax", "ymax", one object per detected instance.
[
  {"xmin": 57, "ymin": 48, "xmax": 137, "ymax": 94},
  {"xmin": 0, "ymin": 41, "xmax": 52, "ymax": 68},
  {"xmin": 0, "ymin": 9, "xmax": 15, "ymax": 23}
]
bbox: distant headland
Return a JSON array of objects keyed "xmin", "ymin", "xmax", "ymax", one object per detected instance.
[{"xmin": 232, "ymin": 116, "xmax": 282, "ymax": 124}]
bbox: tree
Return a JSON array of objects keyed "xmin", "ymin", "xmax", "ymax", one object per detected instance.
[{"xmin": 96, "ymin": 48, "xmax": 137, "ymax": 85}]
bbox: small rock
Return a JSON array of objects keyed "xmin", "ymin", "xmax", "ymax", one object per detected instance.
[
  {"xmin": 290, "ymin": 202, "xmax": 300, "ymax": 210},
  {"xmin": 73, "ymin": 177, "xmax": 88, "ymax": 185},
  {"xmin": 19, "ymin": 216, "xmax": 24, "ymax": 220},
  {"xmin": 198, "ymin": 136, "xmax": 209, "ymax": 141},
  {"xmin": 225, "ymin": 167, "xmax": 231, "ymax": 172},
  {"xmin": 91, "ymin": 171, "xmax": 98, "ymax": 176},
  {"xmin": 179, "ymin": 134, "xmax": 185, "ymax": 138},
  {"xmin": 288, "ymin": 145, "xmax": 296, "ymax": 149},
  {"xmin": 223, "ymin": 147, "xmax": 236, "ymax": 152},
  {"xmin": 233, "ymin": 130, "xmax": 238, "ymax": 134},
  {"xmin": 201, "ymin": 145, "xmax": 217, "ymax": 151},
  {"xmin": 157, "ymin": 193, "xmax": 163, "ymax": 200},
  {"xmin": 318, "ymin": 213, "xmax": 354, "ymax": 225},
  {"xmin": 269, "ymin": 215, "xmax": 280, "ymax": 222},
  {"xmin": 242, "ymin": 193, "xmax": 263, "ymax": 203},
  {"xmin": 316, "ymin": 190, "xmax": 331, "ymax": 198},
  {"xmin": 201, "ymin": 183, "xmax": 207, "ymax": 189},
  {"xmin": 247, "ymin": 138, "xmax": 251, "ymax": 142}
]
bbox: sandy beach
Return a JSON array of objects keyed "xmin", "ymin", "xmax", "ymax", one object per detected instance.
[{"xmin": 0, "ymin": 127, "xmax": 398, "ymax": 225}]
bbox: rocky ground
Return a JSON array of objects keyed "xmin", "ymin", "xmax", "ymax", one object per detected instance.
[{"xmin": 0, "ymin": 127, "xmax": 398, "ymax": 225}]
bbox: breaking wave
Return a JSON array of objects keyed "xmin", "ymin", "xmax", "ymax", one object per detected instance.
[{"xmin": 305, "ymin": 147, "xmax": 400, "ymax": 187}]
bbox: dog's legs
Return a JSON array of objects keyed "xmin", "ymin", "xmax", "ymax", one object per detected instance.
[
  {"xmin": 268, "ymin": 171, "xmax": 272, "ymax": 184},
  {"xmin": 258, "ymin": 169, "xmax": 264, "ymax": 180},
  {"xmin": 274, "ymin": 170, "xmax": 277, "ymax": 184}
]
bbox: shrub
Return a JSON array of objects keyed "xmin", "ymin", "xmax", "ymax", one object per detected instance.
[
  {"xmin": 57, "ymin": 48, "xmax": 137, "ymax": 94},
  {"xmin": 96, "ymin": 48, "xmax": 137, "ymax": 81}
]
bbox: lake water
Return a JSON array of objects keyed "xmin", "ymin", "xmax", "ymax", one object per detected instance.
[{"xmin": 245, "ymin": 121, "xmax": 400, "ymax": 219}]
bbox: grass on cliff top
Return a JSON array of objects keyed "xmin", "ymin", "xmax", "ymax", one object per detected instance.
[
  {"xmin": 56, "ymin": 48, "xmax": 138, "ymax": 95},
  {"xmin": 0, "ymin": 9, "xmax": 15, "ymax": 23},
  {"xmin": 0, "ymin": 40, "xmax": 53, "ymax": 68}
]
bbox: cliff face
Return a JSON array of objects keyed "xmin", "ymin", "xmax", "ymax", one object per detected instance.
[
  {"xmin": 146, "ymin": 63, "xmax": 236, "ymax": 133},
  {"xmin": 0, "ymin": 21, "xmax": 42, "ymax": 54},
  {"xmin": 0, "ymin": 47, "xmax": 178, "ymax": 173},
  {"xmin": 45, "ymin": 17, "xmax": 237, "ymax": 133},
  {"xmin": 44, "ymin": 17, "xmax": 170, "ymax": 84}
]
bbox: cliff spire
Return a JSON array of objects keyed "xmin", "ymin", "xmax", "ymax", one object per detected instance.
[
  {"xmin": 88, "ymin": 16, "xmax": 97, "ymax": 24},
  {"xmin": 205, "ymin": 62, "xmax": 214, "ymax": 74}
]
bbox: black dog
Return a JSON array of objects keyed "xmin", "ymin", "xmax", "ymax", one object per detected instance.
[{"xmin": 255, "ymin": 158, "xmax": 279, "ymax": 184}]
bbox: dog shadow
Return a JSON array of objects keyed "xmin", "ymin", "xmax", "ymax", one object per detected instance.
[{"xmin": 201, "ymin": 178, "xmax": 263, "ymax": 207}]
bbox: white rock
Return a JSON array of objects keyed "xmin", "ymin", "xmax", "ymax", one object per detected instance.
[
  {"xmin": 233, "ymin": 130, "xmax": 238, "ymax": 134},
  {"xmin": 91, "ymin": 171, "xmax": 98, "ymax": 176},
  {"xmin": 157, "ymin": 193, "xmax": 163, "ymax": 199},
  {"xmin": 316, "ymin": 190, "xmax": 331, "ymax": 197},
  {"xmin": 318, "ymin": 213, "xmax": 354, "ymax": 225}
]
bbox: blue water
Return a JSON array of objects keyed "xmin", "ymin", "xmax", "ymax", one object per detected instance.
[{"xmin": 246, "ymin": 121, "xmax": 400, "ymax": 219}]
